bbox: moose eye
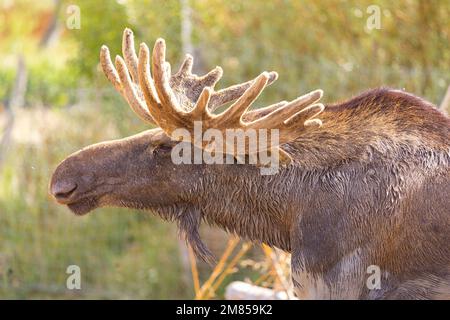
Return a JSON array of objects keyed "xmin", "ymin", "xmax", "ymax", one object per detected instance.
[{"xmin": 153, "ymin": 144, "xmax": 172, "ymax": 155}]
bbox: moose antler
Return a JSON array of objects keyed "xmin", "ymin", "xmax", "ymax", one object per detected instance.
[{"xmin": 100, "ymin": 28, "xmax": 324, "ymax": 163}]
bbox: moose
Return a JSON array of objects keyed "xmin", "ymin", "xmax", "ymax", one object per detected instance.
[{"xmin": 50, "ymin": 29, "xmax": 449, "ymax": 299}]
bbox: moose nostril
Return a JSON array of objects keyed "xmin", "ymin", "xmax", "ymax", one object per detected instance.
[{"xmin": 51, "ymin": 181, "xmax": 78, "ymax": 200}]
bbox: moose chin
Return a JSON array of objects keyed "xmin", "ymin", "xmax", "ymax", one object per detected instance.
[{"xmin": 50, "ymin": 28, "xmax": 450, "ymax": 299}]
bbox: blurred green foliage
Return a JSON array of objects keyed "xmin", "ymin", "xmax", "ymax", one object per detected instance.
[{"xmin": 27, "ymin": 61, "xmax": 79, "ymax": 107}]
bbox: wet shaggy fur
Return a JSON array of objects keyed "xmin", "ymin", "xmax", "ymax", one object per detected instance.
[{"xmin": 51, "ymin": 88, "xmax": 450, "ymax": 299}]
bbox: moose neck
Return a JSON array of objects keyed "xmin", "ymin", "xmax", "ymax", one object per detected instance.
[{"xmin": 194, "ymin": 164, "xmax": 300, "ymax": 252}]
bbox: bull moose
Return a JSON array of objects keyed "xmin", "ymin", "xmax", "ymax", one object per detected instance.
[{"xmin": 50, "ymin": 29, "xmax": 449, "ymax": 299}]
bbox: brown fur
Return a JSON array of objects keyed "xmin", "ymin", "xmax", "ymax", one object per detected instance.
[{"xmin": 50, "ymin": 88, "xmax": 450, "ymax": 299}]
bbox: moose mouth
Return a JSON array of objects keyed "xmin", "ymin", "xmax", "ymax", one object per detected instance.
[
  {"xmin": 66, "ymin": 197, "xmax": 99, "ymax": 216},
  {"xmin": 50, "ymin": 180, "xmax": 102, "ymax": 216}
]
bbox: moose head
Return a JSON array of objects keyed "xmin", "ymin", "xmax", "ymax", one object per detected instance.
[{"xmin": 50, "ymin": 29, "xmax": 324, "ymax": 263}]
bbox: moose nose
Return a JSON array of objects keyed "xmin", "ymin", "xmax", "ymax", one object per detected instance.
[{"xmin": 51, "ymin": 180, "xmax": 78, "ymax": 203}]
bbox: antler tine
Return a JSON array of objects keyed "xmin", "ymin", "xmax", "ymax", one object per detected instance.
[
  {"xmin": 304, "ymin": 118, "xmax": 323, "ymax": 128},
  {"xmin": 198, "ymin": 66, "xmax": 223, "ymax": 88},
  {"xmin": 240, "ymin": 101, "xmax": 324, "ymax": 154},
  {"xmin": 176, "ymin": 54, "xmax": 193, "ymax": 76},
  {"xmin": 208, "ymin": 71, "xmax": 278, "ymax": 112},
  {"xmin": 190, "ymin": 87, "xmax": 213, "ymax": 121},
  {"xmin": 122, "ymin": 28, "xmax": 139, "ymax": 82},
  {"xmin": 100, "ymin": 43, "xmax": 156, "ymax": 124},
  {"xmin": 175, "ymin": 53, "xmax": 223, "ymax": 88},
  {"xmin": 165, "ymin": 61, "xmax": 172, "ymax": 78},
  {"xmin": 138, "ymin": 42, "xmax": 160, "ymax": 111},
  {"xmin": 151, "ymin": 39, "xmax": 182, "ymax": 114},
  {"xmin": 100, "ymin": 45, "xmax": 122, "ymax": 94},
  {"xmin": 284, "ymin": 103, "xmax": 324, "ymax": 128},
  {"xmin": 276, "ymin": 103, "xmax": 324, "ymax": 145},
  {"xmin": 216, "ymin": 72, "xmax": 270, "ymax": 125},
  {"xmin": 115, "ymin": 55, "xmax": 156, "ymax": 124},
  {"xmin": 242, "ymin": 101, "xmax": 289, "ymax": 122},
  {"xmin": 246, "ymin": 89, "xmax": 323, "ymax": 130}
]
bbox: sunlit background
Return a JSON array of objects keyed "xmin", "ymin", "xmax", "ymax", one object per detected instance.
[{"xmin": 0, "ymin": 0, "xmax": 449, "ymax": 299}]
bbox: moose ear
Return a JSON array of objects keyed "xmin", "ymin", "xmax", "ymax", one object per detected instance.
[
  {"xmin": 278, "ymin": 148, "xmax": 293, "ymax": 166},
  {"xmin": 254, "ymin": 147, "xmax": 292, "ymax": 169}
]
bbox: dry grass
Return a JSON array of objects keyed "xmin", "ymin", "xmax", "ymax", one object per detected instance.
[{"xmin": 189, "ymin": 236, "xmax": 293, "ymax": 300}]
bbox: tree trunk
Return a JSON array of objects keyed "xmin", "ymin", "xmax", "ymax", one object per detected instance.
[
  {"xmin": 39, "ymin": 0, "xmax": 62, "ymax": 48},
  {"xmin": 0, "ymin": 55, "xmax": 28, "ymax": 169},
  {"xmin": 178, "ymin": 0, "xmax": 195, "ymax": 293}
]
